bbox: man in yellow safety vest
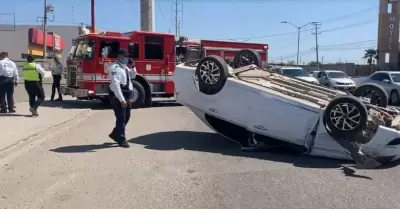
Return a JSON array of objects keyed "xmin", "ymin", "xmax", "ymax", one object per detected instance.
[{"xmin": 22, "ymin": 55, "xmax": 46, "ymax": 117}]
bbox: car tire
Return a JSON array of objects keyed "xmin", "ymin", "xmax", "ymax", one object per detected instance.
[
  {"xmin": 195, "ymin": 55, "xmax": 229, "ymax": 95},
  {"xmin": 131, "ymin": 80, "xmax": 146, "ymax": 108},
  {"xmin": 232, "ymin": 49, "xmax": 262, "ymax": 68},
  {"xmin": 390, "ymin": 90, "xmax": 400, "ymax": 106},
  {"xmin": 323, "ymin": 95, "xmax": 368, "ymax": 138},
  {"xmin": 352, "ymin": 83, "xmax": 388, "ymax": 108}
]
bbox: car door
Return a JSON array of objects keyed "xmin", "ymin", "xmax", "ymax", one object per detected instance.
[
  {"xmin": 318, "ymin": 72, "xmax": 328, "ymax": 85},
  {"xmin": 369, "ymin": 72, "xmax": 393, "ymax": 95}
]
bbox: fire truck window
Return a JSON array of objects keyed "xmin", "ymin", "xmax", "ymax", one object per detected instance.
[
  {"xmin": 144, "ymin": 36, "xmax": 164, "ymax": 60},
  {"xmin": 74, "ymin": 41, "xmax": 94, "ymax": 60},
  {"xmin": 99, "ymin": 41, "xmax": 120, "ymax": 58}
]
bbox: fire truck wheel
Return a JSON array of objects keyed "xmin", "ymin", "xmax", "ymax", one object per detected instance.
[
  {"xmin": 131, "ymin": 80, "xmax": 146, "ymax": 108},
  {"xmin": 233, "ymin": 49, "xmax": 261, "ymax": 68},
  {"xmin": 195, "ymin": 55, "xmax": 229, "ymax": 95}
]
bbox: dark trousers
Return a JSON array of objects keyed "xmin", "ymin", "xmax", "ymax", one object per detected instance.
[
  {"xmin": 0, "ymin": 76, "xmax": 14, "ymax": 111},
  {"xmin": 110, "ymin": 97, "xmax": 131, "ymax": 142},
  {"xmin": 24, "ymin": 81, "xmax": 45, "ymax": 109},
  {"xmin": 51, "ymin": 75, "xmax": 62, "ymax": 100}
]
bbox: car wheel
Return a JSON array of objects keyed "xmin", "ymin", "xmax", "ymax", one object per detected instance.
[
  {"xmin": 195, "ymin": 55, "xmax": 229, "ymax": 95},
  {"xmin": 323, "ymin": 95, "xmax": 368, "ymax": 138},
  {"xmin": 352, "ymin": 83, "xmax": 388, "ymax": 107},
  {"xmin": 131, "ymin": 80, "xmax": 146, "ymax": 108},
  {"xmin": 232, "ymin": 49, "xmax": 262, "ymax": 68},
  {"xmin": 390, "ymin": 90, "xmax": 400, "ymax": 106}
]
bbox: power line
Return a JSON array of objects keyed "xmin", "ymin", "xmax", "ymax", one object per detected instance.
[
  {"xmin": 218, "ymin": 6, "xmax": 377, "ymax": 40},
  {"xmin": 270, "ymin": 40, "xmax": 377, "ymax": 60},
  {"xmin": 224, "ymin": 18, "xmax": 376, "ymax": 41}
]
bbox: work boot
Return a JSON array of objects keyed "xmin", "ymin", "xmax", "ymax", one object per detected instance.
[
  {"xmin": 8, "ymin": 109, "xmax": 16, "ymax": 113},
  {"xmin": 29, "ymin": 108, "xmax": 39, "ymax": 117},
  {"xmin": 118, "ymin": 141, "xmax": 130, "ymax": 148},
  {"xmin": 55, "ymin": 94, "xmax": 63, "ymax": 101}
]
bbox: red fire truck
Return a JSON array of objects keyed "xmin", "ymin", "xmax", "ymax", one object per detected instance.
[{"xmin": 63, "ymin": 31, "xmax": 268, "ymax": 108}]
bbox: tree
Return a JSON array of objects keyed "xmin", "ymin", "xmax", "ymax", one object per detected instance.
[
  {"xmin": 363, "ymin": 48, "xmax": 378, "ymax": 74},
  {"xmin": 286, "ymin": 60, "xmax": 296, "ymax": 65},
  {"xmin": 307, "ymin": 61, "xmax": 321, "ymax": 66}
]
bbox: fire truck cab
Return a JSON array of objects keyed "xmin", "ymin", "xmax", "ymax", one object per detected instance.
[{"xmin": 64, "ymin": 31, "xmax": 175, "ymax": 107}]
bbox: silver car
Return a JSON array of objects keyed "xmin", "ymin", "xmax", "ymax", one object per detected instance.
[
  {"xmin": 316, "ymin": 70, "xmax": 356, "ymax": 91},
  {"xmin": 358, "ymin": 71, "xmax": 400, "ymax": 105}
]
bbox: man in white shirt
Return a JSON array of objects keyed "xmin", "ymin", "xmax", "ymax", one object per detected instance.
[
  {"xmin": 50, "ymin": 57, "xmax": 63, "ymax": 101},
  {"xmin": 0, "ymin": 52, "xmax": 18, "ymax": 113},
  {"xmin": 107, "ymin": 49, "xmax": 136, "ymax": 148}
]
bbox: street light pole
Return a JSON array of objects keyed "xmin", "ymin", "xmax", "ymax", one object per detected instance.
[
  {"xmin": 296, "ymin": 27, "xmax": 300, "ymax": 65},
  {"xmin": 281, "ymin": 21, "xmax": 314, "ymax": 66}
]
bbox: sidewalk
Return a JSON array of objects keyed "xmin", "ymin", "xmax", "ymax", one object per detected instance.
[{"xmin": 0, "ymin": 99, "xmax": 92, "ymax": 152}]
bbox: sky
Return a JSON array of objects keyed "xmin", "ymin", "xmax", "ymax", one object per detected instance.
[{"xmin": 1, "ymin": 0, "xmax": 379, "ymax": 64}]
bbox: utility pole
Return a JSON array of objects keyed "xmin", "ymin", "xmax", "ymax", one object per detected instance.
[
  {"xmin": 42, "ymin": 0, "xmax": 54, "ymax": 59},
  {"xmin": 311, "ymin": 22, "xmax": 321, "ymax": 70},
  {"xmin": 91, "ymin": 0, "xmax": 95, "ymax": 33},
  {"xmin": 173, "ymin": 0, "xmax": 183, "ymax": 38},
  {"xmin": 42, "ymin": 0, "xmax": 48, "ymax": 59}
]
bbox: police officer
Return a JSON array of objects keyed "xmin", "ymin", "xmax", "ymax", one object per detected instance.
[
  {"xmin": 50, "ymin": 57, "xmax": 63, "ymax": 101},
  {"xmin": 108, "ymin": 49, "xmax": 136, "ymax": 148},
  {"xmin": 23, "ymin": 55, "xmax": 46, "ymax": 117},
  {"xmin": 0, "ymin": 52, "xmax": 18, "ymax": 113}
]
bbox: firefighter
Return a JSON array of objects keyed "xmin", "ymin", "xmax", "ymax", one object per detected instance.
[
  {"xmin": 0, "ymin": 52, "xmax": 18, "ymax": 113},
  {"xmin": 107, "ymin": 49, "xmax": 136, "ymax": 148},
  {"xmin": 50, "ymin": 57, "xmax": 63, "ymax": 101},
  {"xmin": 23, "ymin": 55, "xmax": 46, "ymax": 117}
]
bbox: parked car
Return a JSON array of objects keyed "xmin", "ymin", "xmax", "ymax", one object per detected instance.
[
  {"xmin": 173, "ymin": 50, "xmax": 400, "ymax": 169},
  {"xmin": 357, "ymin": 71, "xmax": 400, "ymax": 105},
  {"xmin": 270, "ymin": 66, "xmax": 319, "ymax": 84},
  {"xmin": 315, "ymin": 70, "xmax": 356, "ymax": 91},
  {"xmin": 309, "ymin": 70, "xmax": 320, "ymax": 77}
]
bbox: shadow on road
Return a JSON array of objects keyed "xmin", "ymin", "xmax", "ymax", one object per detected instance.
[
  {"xmin": 50, "ymin": 142, "xmax": 117, "ymax": 153},
  {"xmin": 40, "ymin": 99, "xmax": 182, "ymax": 110},
  {"xmin": 0, "ymin": 113, "xmax": 32, "ymax": 117},
  {"xmin": 40, "ymin": 100, "xmax": 108, "ymax": 110},
  {"xmin": 127, "ymin": 131, "xmax": 380, "ymax": 179}
]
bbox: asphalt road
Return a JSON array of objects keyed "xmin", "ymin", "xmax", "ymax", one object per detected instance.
[{"xmin": 1, "ymin": 90, "xmax": 400, "ymax": 208}]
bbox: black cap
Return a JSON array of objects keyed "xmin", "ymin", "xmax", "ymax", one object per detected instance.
[
  {"xmin": 27, "ymin": 55, "xmax": 34, "ymax": 62},
  {"xmin": 117, "ymin": 49, "xmax": 128, "ymax": 56}
]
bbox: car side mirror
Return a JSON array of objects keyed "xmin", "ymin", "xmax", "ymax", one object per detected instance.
[{"xmin": 383, "ymin": 79, "xmax": 391, "ymax": 83}]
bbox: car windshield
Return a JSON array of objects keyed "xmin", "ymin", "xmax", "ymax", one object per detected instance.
[
  {"xmin": 282, "ymin": 68, "xmax": 310, "ymax": 77},
  {"xmin": 390, "ymin": 73, "xmax": 400, "ymax": 82},
  {"xmin": 73, "ymin": 39, "xmax": 94, "ymax": 60},
  {"xmin": 327, "ymin": 71, "xmax": 348, "ymax": 78}
]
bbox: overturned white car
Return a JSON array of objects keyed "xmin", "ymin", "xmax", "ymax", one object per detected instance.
[{"xmin": 173, "ymin": 50, "xmax": 400, "ymax": 169}]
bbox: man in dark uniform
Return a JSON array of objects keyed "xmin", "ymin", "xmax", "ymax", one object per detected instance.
[{"xmin": 107, "ymin": 49, "xmax": 136, "ymax": 148}]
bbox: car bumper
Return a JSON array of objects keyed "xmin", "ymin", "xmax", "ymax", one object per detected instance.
[
  {"xmin": 61, "ymin": 87, "xmax": 90, "ymax": 98},
  {"xmin": 331, "ymin": 85, "xmax": 356, "ymax": 91},
  {"xmin": 361, "ymin": 126, "xmax": 400, "ymax": 162}
]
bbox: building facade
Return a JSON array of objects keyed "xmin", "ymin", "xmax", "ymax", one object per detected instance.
[
  {"xmin": 0, "ymin": 24, "xmax": 80, "ymax": 65},
  {"xmin": 377, "ymin": 0, "xmax": 400, "ymax": 70}
]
